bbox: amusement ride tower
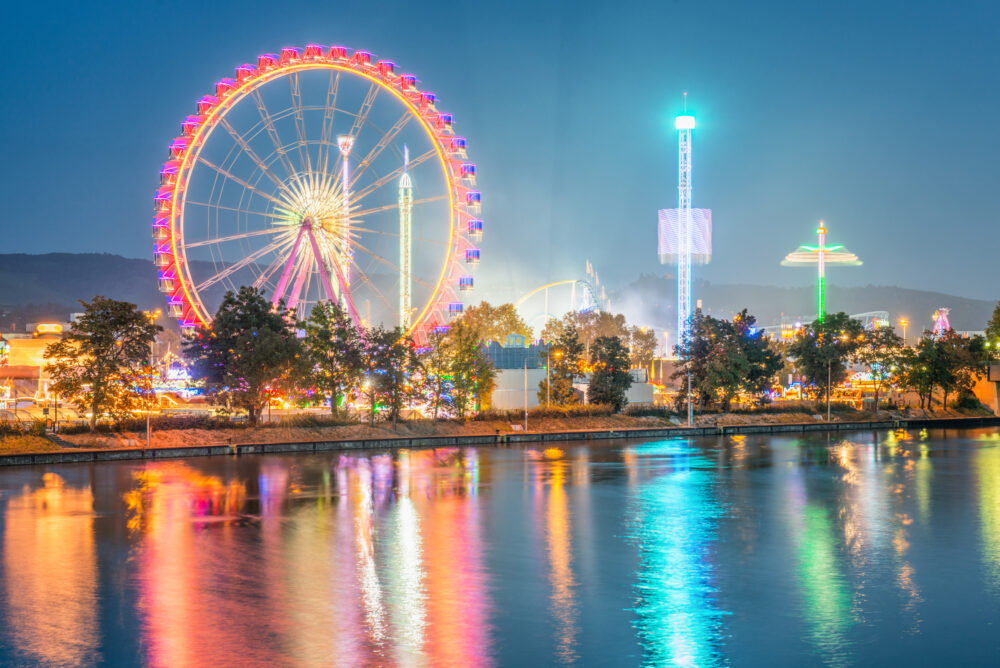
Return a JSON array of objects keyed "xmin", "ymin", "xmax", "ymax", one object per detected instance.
[
  {"xmin": 658, "ymin": 95, "xmax": 712, "ymax": 355},
  {"xmin": 399, "ymin": 146, "xmax": 414, "ymax": 329},
  {"xmin": 781, "ymin": 221, "xmax": 861, "ymax": 322}
]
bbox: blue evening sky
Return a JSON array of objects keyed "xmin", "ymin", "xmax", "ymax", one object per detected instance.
[{"xmin": 1, "ymin": 0, "xmax": 997, "ymax": 301}]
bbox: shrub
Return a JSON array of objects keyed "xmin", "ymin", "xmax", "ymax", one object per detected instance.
[
  {"xmin": 470, "ymin": 404, "xmax": 615, "ymax": 421},
  {"xmin": 951, "ymin": 390, "xmax": 989, "ymax": 413},
  {"xmin": 623, "ymin": 403, "xmax": 675, "ymax": 418}
]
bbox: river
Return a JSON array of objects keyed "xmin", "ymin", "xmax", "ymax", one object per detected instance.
[{"xmin": 0, "ymin": 428, "xmax": 998, "ymax": 666}]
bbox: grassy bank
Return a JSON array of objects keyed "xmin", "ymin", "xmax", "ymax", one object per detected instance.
[{"xmin": 0, "ymin": 435, "xmax": 64, "ymax": 455}]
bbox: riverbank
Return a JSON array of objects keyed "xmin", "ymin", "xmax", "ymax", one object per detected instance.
[{"xmin": 1, "ymin": 413, "xmax": 998, "ymax": 467}]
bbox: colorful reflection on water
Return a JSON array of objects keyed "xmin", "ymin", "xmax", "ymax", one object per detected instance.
[
  {"xmin": 625, "ymin": 441, "xmax": 725, "ymax": 666},
  {"xmin": 0, "ymin": 430, "xmax": 999, "ymax": 665}
]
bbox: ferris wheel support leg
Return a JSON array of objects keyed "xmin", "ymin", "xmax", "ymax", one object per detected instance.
[
  {"xmin": 325, "ymin": 248, "xmax": 362, "ymax": 327},
  {"xmin": 271, "ymin": 226, "xmax": 307, "ymax": 308},
  {"xmin": 286, "ymin": 261, "xmax": 310, "ymax": 314},
  {"xmin": 305, "ymin": 226, "xmax": 339, "ymax": 304}
]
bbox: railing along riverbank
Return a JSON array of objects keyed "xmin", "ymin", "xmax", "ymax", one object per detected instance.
[{"xmin": 2, "ymin": 415, "xmax": 999, "ymax": 468}]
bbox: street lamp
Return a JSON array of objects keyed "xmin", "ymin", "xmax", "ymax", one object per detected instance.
[{"xmin": 899, "ymin": 318, "xmax": 908, "ymax": 346}]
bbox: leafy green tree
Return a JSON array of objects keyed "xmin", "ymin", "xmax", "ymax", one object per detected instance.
[
  {"xmin": 900, "ymin": 342, "xmax": 935, "ymax": 410},
  {"xmin": 421, "ymin": 320, "xmax": 497, "ymax": 418},
  {"xmin": 672, "ymin": 309, "xmax": 782, "ymax": 410},
  {"xmin": 538, "ymin": 325, "xmax": 586, "ymax": 405},
  {"xmin": 447, "ymin": 319, "xmax": 497, "ymax": 418},
  {"xmin": 302, "ymin": 301, "xmax": 363, "ymax": 414},
  {"xmin": 360, "ymin": 326, "xmax": 420, "ymax": 427},
  {"xmin": 628, "ymin": 326, "xmax": 658, "ymax": 369},
  {"xmin": 185, "ymin": 287, "xmax": 302, "ymax": 425},
  {"xmin": 421, "ymin": 329, "xmax": 454, "ymax": 418},
  {"xmin": 587, "ymin": 335, "xmax": 633, "ymax": 411},
  {"xmin": 787, "ymin": 312, "xmax": 863, "ymax": 406},
  {"xmin": 852, "ymin": 326, "xmax": 906, "ymax": 412},
  {"xmin": 461, "ymin": 302, "xmax": 533, "ymax": 343},
  {"xmin": 734, "ymin": 311, "xmax": 785, "ymax": 405},
  {"xmin": 934, "ymin": 331, "xmax": 986, "ymax": 409},
  {"xmin": 985, "ymin": 302, "xmax": 1000, "ymax": 360},
  {"xmin": 44, "ymin": 296, "xmax": 162, "ymax": 431}
]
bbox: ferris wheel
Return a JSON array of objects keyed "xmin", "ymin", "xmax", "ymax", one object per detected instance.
[{"xmin": 153, "ymin": 45, "xmax": 482, "ymax": 339}]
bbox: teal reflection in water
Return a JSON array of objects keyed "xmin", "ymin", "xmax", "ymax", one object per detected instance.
[{"xmin": 625, "ymin": 440, "xmax": 727, "ymax": 667}]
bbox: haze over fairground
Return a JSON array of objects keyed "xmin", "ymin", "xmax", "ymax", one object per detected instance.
[{"xmin": 1, "ymin": 0, "xmax": 997, "ymax": 305}]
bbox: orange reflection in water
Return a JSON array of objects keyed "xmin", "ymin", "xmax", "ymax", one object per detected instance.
[
  {"xmin": 3, "ymin": 473, "xmax": 98, "ymax": 667},
  {"xmin": 545, "ymin": 455, "xmax": 579, "ymax": 663},
  {"xmin": 125, "ymin": 451, "xmax": 493, "ymax": 666},
  {"xmin": 418, "ymin": 448, "xmax": 492, "ymax": 666},
  {"xmin": 127, "ymin": 463, "xmax": 264, "ymax": 667}
]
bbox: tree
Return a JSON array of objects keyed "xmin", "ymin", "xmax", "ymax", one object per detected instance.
[
  {"xmin": 360, "ymin": 326, "xmax": 421, "ymax": 427},
  {"xmin": 587, "ymin": 335, "xmax": 633, "ymax": 411},
  {"xmin": 734, "ymin": 311, "xmax": 784, "ymax": 405},
  {"xmin": 933, "ymin": 331, "xmax": 986, "ymax": 409},
  {"xmin": 447, "ymin": 319, "xmax": 497, "ymax": 418},
  {"xmin": 302, "ymin": 301, "xmax": 363, "ymax": 415},
  {"xmin": 185, "ymin": 287, "xmax": 303, "ymax": 425},
  {"xmin": 628, "ymin": 326, "xmax": 658, "ymax": 369},
  {"xmin": 538, "ymin": 324, "xmax": 586, "ymax": 406},
  {"xmin": 421, "ymin": 320, "xmax": 498, "ymax": 418},
  {"xmin": 421, "ymin": 329, "xmax": 455, "ymax": 418},
  {"xmin": 541, "ymin": 310, "xmax": 630, "ymax": 361},
  {"xmin": 900, "ymin": 342, "xmax": 935, "ymax": 411},
  {"xmin": 787, "ymin": 312, "xmax": 863, "ymax": 406},
  {"xmin": 671, "ymin": 309, "xmax": 782, "ymax": 411},
  {"xmin": 985, "ymin": 302, "xmax": 1000, "ymax": 360},
  {"xmin": 44, "ymin": 296, "xmax": 162, "ymax": 431},
  {"xmin": 852, "ymin": 326, "xmax": 906, "ymax": 412},
  {"xmin": 460, "ymin": 302, "xmax": 532, "ymax": 343}
]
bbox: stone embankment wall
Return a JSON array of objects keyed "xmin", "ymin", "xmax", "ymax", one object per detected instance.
[{"xmin": 2, "ymin": 416, "xmax": 998, "ymax": 468}]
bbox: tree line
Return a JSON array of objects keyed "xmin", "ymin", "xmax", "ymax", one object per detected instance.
[
  {"xmin": 673, "ymin": 306, "xmax": 1000, "ymax": 413},
  {"xmin": 42, "ymin": 291, "xmax": 1000, "ymax": 430}
]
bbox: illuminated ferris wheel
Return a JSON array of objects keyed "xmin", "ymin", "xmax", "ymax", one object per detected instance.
[{"xmin": 152, "ymin": 45, "xmax": 482, "ymax": 339}]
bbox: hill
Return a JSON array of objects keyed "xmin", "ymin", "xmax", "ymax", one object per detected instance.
[
  {"xmin": 611, "ymin": 274, "xmax": 996, "ymax": 334},
  {"xmin": 0, "ymin": 255, "xmax": 995, "ymax": 336}
]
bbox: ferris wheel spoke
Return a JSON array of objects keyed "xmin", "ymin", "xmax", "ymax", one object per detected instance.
[
  {"xmin": 347, "ymin": 83, "xmax": 379, "ymax": 147},
  {"xmin": 288, "ymin": 72, "xmax": 314, "ymax": 182},
  {"xmin": 196, "ymin": 236, "xmax": 293, "ymax": 292},
  {"xmin": 217, "ymin": 116, "xmax": 289, "ymax": 194},
  {"xmin": 184, "ymin": 227, "xmax": 285, "ymax": 249},
  {"xmin": 350, "ymin": 148, "xmax": 436, "ymax": 205},
  {"xmin": 349, "ymin": 269, "xmax": 397, "ymax": 319},
  {"xmin": 352, "ymin": 227, "xmax": 449, "ymax": 248},
  {"xmin": 249, "ymin": 88, "xmax": 306, "ymax": 192},
  {"xmin": 186, "ymin": 200, "xmax": 277, "ymax": 218},
  {"xmin": 349, "ymin": 110, "xmax": 411, "ymax": 190},
  {"xmin": 253, "ymin": 251, "xmax": 290, "ymax": 290},
  {"xmin": 327, "ymin": 83, "xmax": 380, "ymax": 184},
  {"xmin": 195, "ymin": 156, "xmax": 286, "ymax": 208},
  {"xmin": 352, "ymin": 195, "xmax": 447, "ymax": 219},
  {"xmin": 318, "ymin": 72, "xmax": 341, "ymax": 183},
  {"xmin": 350, "ymin": 240, "xmax": 436, "ymax": 291}
]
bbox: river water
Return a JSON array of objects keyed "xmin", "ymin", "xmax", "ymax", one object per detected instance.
[{"xmin": 0, "ymin": 428, "xmax": 999, "ymax": 666}]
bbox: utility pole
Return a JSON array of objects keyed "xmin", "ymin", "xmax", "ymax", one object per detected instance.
[
  {"xmin": 523, "ymin": 359, "xmax": 528, "ymax": 431},
  {"xmin": 827, "ymin": 358, "xmax": 832, "ymax": 421}
]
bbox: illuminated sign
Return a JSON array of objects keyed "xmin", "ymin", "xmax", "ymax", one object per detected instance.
[{"xmin": 35, "ymin": 323, "xmax": 63, "ymax": 334}]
